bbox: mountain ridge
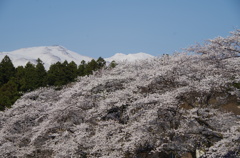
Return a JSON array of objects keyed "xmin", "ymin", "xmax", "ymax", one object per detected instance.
[
  {"xmin": 104, "ymin": 52, "xmax": 154, "ymax": 62},
  {"xmin": 0, "ymin": 46, "xmax": 155, "ymax": 69},
  {"xmin": 0, "ymin": 46, "xmax": 93, "ymax": 70}
]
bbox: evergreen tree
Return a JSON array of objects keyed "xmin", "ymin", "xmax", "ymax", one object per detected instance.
[
  {"xmin": 66, "ymin": 61, "xmax": 78, "ymax": 82},
  {"xmin": 109, "ymin": 60, "xmax": 117, "ymax": 69},
  {"xmin": 15, "ymin": 66, "xmax": 26, "ymax": 92},
  {"xmin": 62, "ymin": 60, "xmax": 70, "ymax": 84},
  {"xmin": 85, "ymin": 59, "xmax": 98, "ymax": 75},
  {"xmin": 47, "ymin": 61, "xmax": 66, "ymax": 86},
  {"xmin": 22, "ymin": 62, "xmax": 38, "ymax": 91},
  {"xmin": 47, "ymin": 62, "xmax": 60, "ymax": 86},
  {"xmin": 78, "ymin": 60, "xmax": 86, "ymax": 76},
  {"xmin": 96, "ymin": 57, "xmax": 106, "ymax": 69},
  {"xmin": 36, "ymin": 58, "xmax": 47, "ymax": 87},
  {"xmin": 0, "ymin": 55, "xmax": 15, "ymax": 86},
  {"xmin": 0, "ymin": 80, "xmax": 19, "ymax": 110}
]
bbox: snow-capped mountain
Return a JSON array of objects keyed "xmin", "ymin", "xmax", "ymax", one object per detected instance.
[
  {"xmin": 0, "ymin": 46, "xmax": 154, "ymax": 69},
  {"xmin": 0, "ymin": 46, "xmax": 93, "ymax": 70},
  {"xmin": 104, "ymin": 52, "xmax": 154, "ymax": 62}
]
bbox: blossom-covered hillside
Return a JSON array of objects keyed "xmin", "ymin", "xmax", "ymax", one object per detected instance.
[{"xmin": 0, "ymin": 31, "xmax": 239, "ymax": 158}]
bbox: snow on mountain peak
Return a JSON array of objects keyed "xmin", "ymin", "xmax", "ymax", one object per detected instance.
[
  {"xmin": 0, "ymin": 46, "xmax": 155, "ymax": 69},
  {"xmin": 105, "ymin": 52, "xmax": 154, "ymax": 62},
  {"xmin": 0, "ymin": 46, "xmax": 93, "ymax": 70}
]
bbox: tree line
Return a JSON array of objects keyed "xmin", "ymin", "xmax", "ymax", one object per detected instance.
[{"xmin": 0, "ymin": 55, "xmax": 116, "ymax": 110}]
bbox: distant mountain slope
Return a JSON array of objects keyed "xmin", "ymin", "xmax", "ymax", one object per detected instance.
[
  {"xmin": 0, "ymin": 46, "xmax": 93, "ymax": 69},
  {"xmin": 0, "ymin": 46, "xmax": 154, "ymax": 69},
  {"xmin": 104, "ymin": 52, "xmax": 154, "ymax": 62}
]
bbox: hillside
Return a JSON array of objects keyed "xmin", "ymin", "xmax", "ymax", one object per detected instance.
[{"xmin": 0, "ymin": 31, "xmax": 239, "ymax": 158}]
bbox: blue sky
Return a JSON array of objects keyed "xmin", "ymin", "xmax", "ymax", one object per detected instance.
[{"xmin": 0, "ymin": 0, "xmax": 239, "ymax": 58}]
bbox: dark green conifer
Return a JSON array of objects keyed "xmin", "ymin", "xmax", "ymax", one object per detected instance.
[
  {"xmin": 47, "ymin": 61, "xmax": 66, "ymax": 86},
  {"xmin": 85, "ymin": 59, "xmax": 98, "ymax": 75},
  {"xmin": 22, "ymin": 62, "xmax": 37, "ymax": 91},
  {"xmin": 15, "ymin": 66, "xmax": 26, "ymax": 91},
  {"xmin": 0, "ymin": 80, "xmax": 19, "ymax": 110},
  {"xmin": 78, "ymin": 60, "xmax": 86, "ymax": 76},
  {"xmin": 109, "ymin": 60, "xmax": 117, "ymax": 69},
  {"xmin": 96, "ymin": 57, "xmax": 106, "ymax": 69},
  {"xmin": 0, "ymin": 55, "xmax": 15, "ymax": 86},
  {"xmin": 66, "ymin": 61, "xmax": 78, "ymax": 82},
  {"xmin": 36, "ymin": 58, "xmax": 47, "ymax": 87}
]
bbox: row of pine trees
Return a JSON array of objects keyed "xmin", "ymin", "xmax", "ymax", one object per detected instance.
[{"xmin": 0, "ymin": 56, "xmax": 116, "ymax": 110}]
